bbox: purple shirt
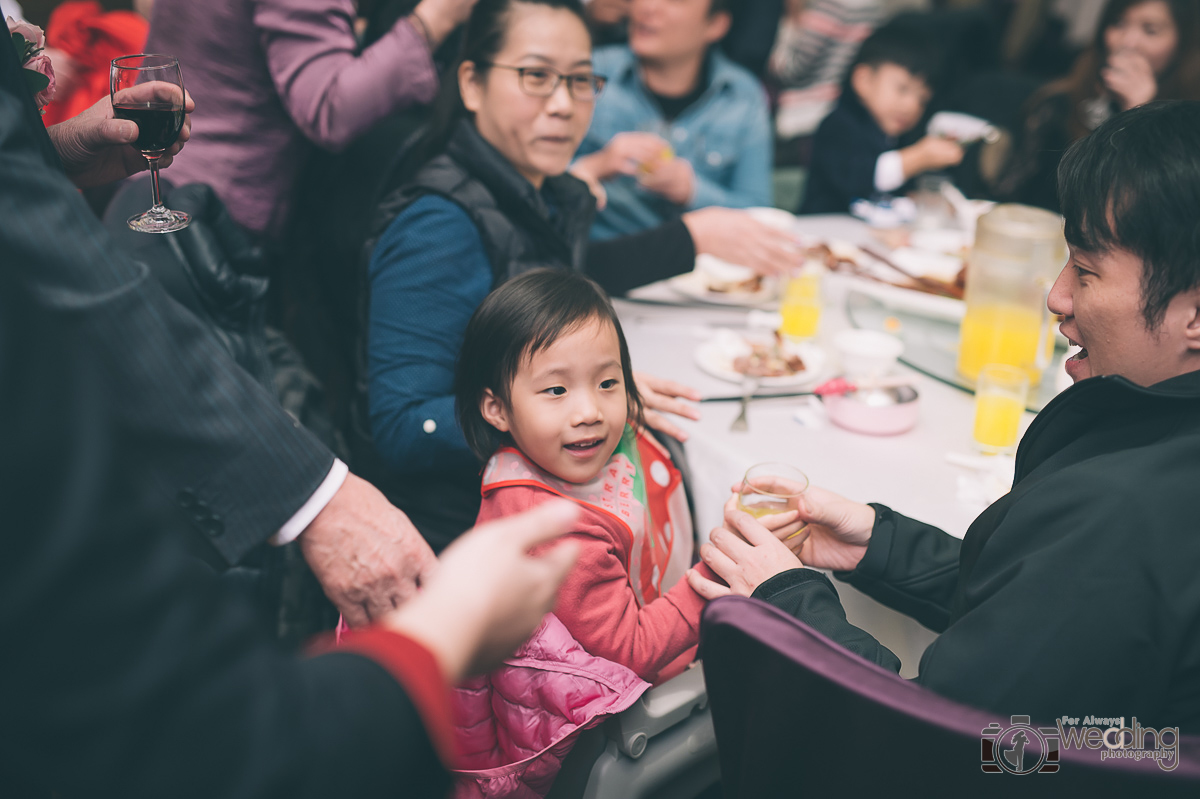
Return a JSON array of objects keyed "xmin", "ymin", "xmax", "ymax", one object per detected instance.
[{"xmin": 145, "ymin": 0, "xmax": 439, "ymax": 236}]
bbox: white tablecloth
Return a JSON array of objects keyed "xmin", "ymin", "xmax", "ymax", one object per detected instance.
[{"xmin": 615, "ymin": 215, "xmax": 1035, "ymax": 677}]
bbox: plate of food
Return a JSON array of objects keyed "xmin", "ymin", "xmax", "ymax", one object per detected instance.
[
  {"xmin": 668, "ymin": 255, "xmax": 778, "ymax": 305},
  {"xmin": 666, "ymin": 207, "xmax": 798, "ymax": 306},
  {"xmin": 813, "ymin": 239, "xmax": 968, "ymax": 322},
  {"xmin": 694, "ymin": 329, "xmax": 826, "ymax": 387}
]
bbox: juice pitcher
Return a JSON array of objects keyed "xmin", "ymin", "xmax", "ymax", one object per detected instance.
[{"xmin": 957, "ymin": 204, "xmax": 1066, "ymax": 385}]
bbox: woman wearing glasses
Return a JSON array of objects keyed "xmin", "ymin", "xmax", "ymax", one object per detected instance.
[{"xmin": 362, "ymin": 0, "xmax": 795, "ymax": 552}]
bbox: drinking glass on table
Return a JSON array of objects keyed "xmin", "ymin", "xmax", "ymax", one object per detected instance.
[
  {"xmin": 779, "ymin": 263, "xmax": 822, "ymax": 340},
  {"xmin": 110, "ymin": 54, "xmax": 189, "ymax": 233},
  {"xmin": 737, "ymin": 463, "xmax": 809, "ymax": 522},
  {"xmin": 972, "ymin": 363, "xmax": 1029, "ymax": 454}
]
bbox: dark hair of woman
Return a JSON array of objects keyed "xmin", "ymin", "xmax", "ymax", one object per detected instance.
[
  {"xmin": 392, "ymin": 0, "xmax": 590, "ymax": 187},
  {"xmin": 454, "ymin": 269, "xmax": 645, "ymax": 463},
  {"xmin": 1040, "ymin": 0, "xmax": 1200, "ymax": 141}
]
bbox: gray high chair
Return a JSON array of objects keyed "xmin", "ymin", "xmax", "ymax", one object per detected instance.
[{"xmin": 546, "ymin": 664, "xmax": 718, "ymax": 799}]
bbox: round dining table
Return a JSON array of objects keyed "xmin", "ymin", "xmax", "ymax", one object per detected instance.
[{"xmin": 617, "ymin": 214, "xmax": 1040, "ymax": 677}]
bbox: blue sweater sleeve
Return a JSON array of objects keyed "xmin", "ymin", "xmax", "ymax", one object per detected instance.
[{"xmin": 367, "ymin": 195, "xmax": 493, "ymax": 475}]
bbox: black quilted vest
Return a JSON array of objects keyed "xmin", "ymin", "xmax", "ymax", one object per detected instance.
[
  {"xmin": 363, "ymin": 119, "xmax": 596, "ymax": 284},
  {"xmin": 352, "ymin": 120, "xmax": 597, "ymax": 551}
]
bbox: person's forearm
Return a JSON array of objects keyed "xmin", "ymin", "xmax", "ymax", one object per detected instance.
[
  {"xmin": 586, "ymin": 217, "xmax": 695, "ymax": 295},
  {"xmin": 411, "ymin": 0, "xmax": 465, "ymax": 48},
  {"xmin": 254, "ymin": 0, "xmax": 439, "ymax": 151},
  {"xmin": 752, "ymin": 569, "xmax": 903, "ymax": 671},
  {"xmin": 835, "ymin": 504, "xmax": 962, "ymax": 632}
]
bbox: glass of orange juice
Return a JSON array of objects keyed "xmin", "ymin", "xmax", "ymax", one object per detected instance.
[
  {"xmin": 737, "ymin": 463, "xmax": 809, "ymax": 519},
  {"xmin": 972, "ymin": 363, "xmax": 1029, "ymax": 454},
  {"xmin": 779, "ymin": 264, "xmax": 823, "ymax": 340}
]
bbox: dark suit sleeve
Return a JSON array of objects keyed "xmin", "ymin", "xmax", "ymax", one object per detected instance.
[
  {"xmin": 0, "ymin": 79, "xmax": 333, "ymax": 565},
  {"xmin": 835, "ymin": 503, "xmax": 964, "ymax": 633},
  {"xmin": 585, "ymin": 217, "xmax": 696, "ymax": 296},
  {"xmin": 751, "ymin": 504, "xmax": 962, "ymax": 672},
  {"xmin": 0, "ymin": 275, "xmax": 450, "ymax": 798}
]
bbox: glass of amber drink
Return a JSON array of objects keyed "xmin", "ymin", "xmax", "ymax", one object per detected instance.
[
  {"xmin": 972, "ymin": 363, "xmax": 1029, "ymax": 454},
  {"xmin": 737, "ymin": 463, "xmax": 809, "ymax": 519}
]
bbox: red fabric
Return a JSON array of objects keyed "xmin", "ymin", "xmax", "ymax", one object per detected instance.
[
  {"xmin": 477, "ymin": 484, "xmax": 715, "ymax": 685},
  {"xmin": 314, "ymin": 627, "xmax": 459, "ymax": 767},
  {"xmin": 43, "ymin": 1, "xmax": 148, "ymax": 125}
]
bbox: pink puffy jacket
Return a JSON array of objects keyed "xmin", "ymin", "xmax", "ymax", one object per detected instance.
[{"xmin": 451, "ymin": 613, "xmax": 650, "ymax": 798}]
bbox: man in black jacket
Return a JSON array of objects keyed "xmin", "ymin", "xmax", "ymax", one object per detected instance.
[
  {"xmin": 689, "ymin": 100, "xmax": 1200, "ymax": 732},
  {"xmin": 0, "ymin": 29, "xmax": 434, "ymax": 628},
  {"xmin": 0, "ymin": 259, "xmax": 580, "ymax": 795}
]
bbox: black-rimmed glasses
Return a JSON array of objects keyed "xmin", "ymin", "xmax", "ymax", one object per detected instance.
[{"xmin": 482, "ymin": 63, "xmax": 607, "ymax": 101}]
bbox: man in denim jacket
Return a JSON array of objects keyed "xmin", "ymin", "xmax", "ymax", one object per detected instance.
[{"xmin": 573, "ymin": 0, "xmax": 773, "ymax": 240}]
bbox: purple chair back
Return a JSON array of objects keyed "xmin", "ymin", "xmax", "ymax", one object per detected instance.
[{"xmin": 700, "ymin": 596, "xmax": 1200, "ymax": 797}]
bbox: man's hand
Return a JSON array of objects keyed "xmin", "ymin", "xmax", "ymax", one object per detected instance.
[
  {"xmin": 587, "ymin": 0, "xmax": 631, "ymax": 26},
  {"xmin": 638, "ymin": 155, "xmax": 695, "ymax": 206},
  {"xmin": 633, "ymin": 371, "xmax": 701, "ymax": 442},
  {"xmin": 573, "ymin": 132, "xmax": 673, "ymax": 183},
  {"xmin": 723, "ymin": 483, "xmax": 875, "ymax": 572},
  {"xmin": 571, "ymin": 166, "xmax": 608, "ymax": 210},
  {"xmin": 384, "ymin": 500, "xmax": 580, "ymax": 682},
  {"xmin": 687, "ymin": 512, "xmax": 804, "ymax": 599},
  {"xmin": 681, "ymin": 207, "xmax": 804, "ymax": 276},
  {"xmin": 48, "ymin": 90, "xmax": 194, "ymax": 189},
  {"xmin": 300, "ymin": 473, "xmax": 437, "ymax": 628},
  {"xmin": 1103, "ymin": 49, "xmax": 1157, "ymax": 111}
]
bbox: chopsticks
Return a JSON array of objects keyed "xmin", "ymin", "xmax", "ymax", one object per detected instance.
[
  {"xmin": 701, "ymin": 376, "xmax": 911, "ymax": 403},
  {"xmin": 702, "ymin": 389, "xmax": 824, "ymax": 403},
  {"xmin": 859, "ymin": 245, "xmax": 965, "ymax": 300}
]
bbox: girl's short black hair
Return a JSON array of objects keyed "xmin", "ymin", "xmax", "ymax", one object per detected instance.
[
  {"xmin": 1057, "ymin": 100, "xmax": 1200, "ymax": 328},
  {"xmin": 454, "ymin": 269, "xmax": 645, "ymax": 462}
]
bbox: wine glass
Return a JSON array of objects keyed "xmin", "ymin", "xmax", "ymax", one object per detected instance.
[
  {"xmin": 110, "ymin": 54, "xmax": 189, "ymax": 233},
  {"xmin": 736, "ymin": 463, "xmax": 808, "ymax": 519}
]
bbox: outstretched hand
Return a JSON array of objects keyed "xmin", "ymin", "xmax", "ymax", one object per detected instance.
[
  {"xmin": 301, "ymin": 474, "xmax": 438, "ymax": 628},
  {"xmin": 48, "ymin": 89, "xmax": 194, "ymax": 189},
  {"xmin": 384, "ymin": 500, "xmax": 581, "ymax": 681},
  {"xmin": 722, "ymin": 483, "xmax": 875, "ymax": 572},
  {"xmin": 687, "ymin": 510, "xmax": 805, "ymax": 600},
  {"xmin": 681, "ymin": 207, "xmax": 804, "ymax": 277}
]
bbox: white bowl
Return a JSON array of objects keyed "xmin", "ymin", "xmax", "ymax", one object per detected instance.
[{"xmin": 833, "ymin": 329, "xmax": 904, "ymax": 380}]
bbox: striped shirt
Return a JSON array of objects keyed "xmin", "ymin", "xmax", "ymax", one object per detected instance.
[{"xmin": 769, "ymin": 0, "xmax": 885, "ymax": 137}]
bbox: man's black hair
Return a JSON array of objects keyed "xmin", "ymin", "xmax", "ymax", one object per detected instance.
[
  {"xmin": 1058, "ymin": 100, "xmax": 1200, "ymax": 328},
  {"xmin": 849, "ymin": 18, "xmax": 945, "ymax": 90},
  {"xmin": 454, "ymin": 269, "xmax": 645, "ymax": 463}
]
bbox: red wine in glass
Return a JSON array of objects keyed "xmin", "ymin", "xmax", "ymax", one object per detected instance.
[
  {"xmin": 110, "ymin": 55, "xmax": 190, "ymax": 233},
  {"xmin": 111, "ymin": 103, "xmax": 185, "ymax": 152}
]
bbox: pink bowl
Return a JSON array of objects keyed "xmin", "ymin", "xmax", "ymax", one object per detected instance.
[{"xmin": 824, "ymin": 385, "xmax": 920, "ymax": 436}]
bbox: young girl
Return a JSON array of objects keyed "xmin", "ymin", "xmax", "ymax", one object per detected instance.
[{"xmin": 451, "ymin": 269, "xmax": 714, "ymax": 795}]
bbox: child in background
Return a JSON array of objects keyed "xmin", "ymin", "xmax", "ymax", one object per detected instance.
[
  {"xmin": 449, "ymin": 269, "xmax": 713, "ymax": 796},
  {"xmin": 799, "ymin": 21, "xmax": 965, "ymax": 215}
]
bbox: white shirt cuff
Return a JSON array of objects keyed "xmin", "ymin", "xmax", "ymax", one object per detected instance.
[
  {"xmin": 269, "ymin": 458, "xmax": 350, "ymax": 546},
  {"xmin": 874, "ymin": 150, "xmax": 906, "ymax": 193}
]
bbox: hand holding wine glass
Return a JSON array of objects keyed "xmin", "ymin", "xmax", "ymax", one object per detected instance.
[
  {"xmin": 110, "ymin": 54, "xmax": 190, "ymax": 233},
  {"xmin": 48, "ymin": 89, "xmax": 193, "ymax": 189}
]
